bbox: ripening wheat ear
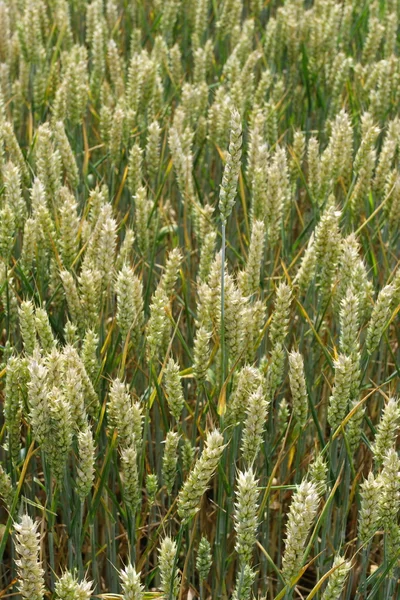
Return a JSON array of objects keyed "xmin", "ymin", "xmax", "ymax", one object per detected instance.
[
  {"xmin": 241, "ymin": 386, "xmax": 269, "ymax": 465},
  {"xmin": 121, "ymin": 441, "xmax": 140, "ymax": 510},
  {"xmin": 198, "ymin": 230, "xmax": 217, "ymax": 283},
  {"xmin": 366, "ymin": 284, "xmax": 395, "ymax": 353},
  {"xmin": 109, "ymin": 104, "xmax": 125, "ymax": 164},
  {"xmin": 159, "ymin": 537, "xmax": 181, "ymax": 600},
  {"xmin": 47, "ymin": 387, "xmax": 74, "ymax": 484},
  {"xmin": 117, "ymin": 228, "xmax": 135, "ymax": 271},
  {"xmin": 177, "ymin": 429, "xmax": 225, "ymax": 521},
  {"xmin": 35, "ymin": 307, "xmax": 55, "ymax": 353},
  {"xmin": 0, "ymin": 462, "xmax": 13, "ymax": 509},
  {"xmin": 371, "ymin": 397, "xmax": 400, "ymax": 464},
  {"xmin": 225, "ymin": 366, "xmax": 264, "ymax": 427},
  {"xmin": 58, "ymin": 319, "xmax": 74, "ymax": 347},
  {"xmin": 294, "ymin": 233, "xmax": 316, "ymax": 293},
  {"xmin": 290, "ymin": 130, "xmax": 306, "ymax": 179},
  {"xmin": 192, "ymin": 326, "xmax": 211, "ymax": 382},
  {"xmin": 3, "ymin": 161, "xmax": 26, "ymax": 228},
  {"xmin": 320, "ymin": 110, "xmax": 353, "ymax": 190},
  {"xmin": 234, "ymin": 468, "xmax": 259, "ymax": 566},
  {"xmin": 240, "ymin": 219, "xmax": 265, "ymax": 297},
  {"xmin": 345, "ymin": 398, "xmax": 366, "ymax": 455},
  {"xmin": 14, "ymin": 515, "xmax": 45, "ymax": 600},
  {"xmin": 219, "ymin": 108, "xmax": 242, "ymax": 224},
  {"xmin": 223, "ymin": 274, "xmax": 247, "ymax": 366},
  {"xmin": 321, "ymin": 555, "xmax": 352, "ymax": 600},
  {"xmin": 146, "ymin": 120, "xmax": 161, "ymax": 181},
  {"xmin": 196, "ymin": 537, "xmax": 212, "ymax": 583},
  {"xmin": 161, "ymin": 248, "xmax": 182, "ymax": 297},
  {"xmin": 146, "ymin": 473, "xmax": 158, "ymax": 507},
  {"xmin": 232, "ymin": 564, "xmax": 256, "ymax": 600},
  {"xmin": 76, "ymin": 425, "xmax": 96, "ymax": 501},
  {"xmin": 265, "ymin": 150, "xmax": 286, "ymax": 246},
  {"xmin": 52, "ymin": 121, "xmax": 79, "ymax": 189},
  {"xmin": 146, "ymin": 285, "xmax": 170, "ymax": 360},
  {"xmin": 339, "ymin": 288, "xmax": 360, "ymax": 356},
  {"xmin": 308, "ymin": 454, "xmax": 328, "ymax": 496},
  {"xmin": 60, "ymin": 270, "xmax": 82, "ymax": 327},
  {"xmin": 28, "ymin": 354, "xmax": 51, "ymax": 447},
  {"xmin": 327, "ymin": 354, "xmax": 353, "ymax": 433},
  {"xmin": 120, "ymin": 563, "xmax": 144, "ymax": 600},
  {"xmin": 35, "ymin": 123, "xmax": 62, "ymax": 202},
  {"xmin": 269, "ymin": 282, "xmax": 292, "ymax": 347},
  {"xmin": 162, "ymin": 431, "xmax": 180, "ymax": 495},
  {"xmin": 78, "ymin": 266, "xmax": 102, "ymax": 330},
  {"xmin": 277, "ymin": 399, "xmax": 290, "ymax": 436},
  {"xmin": 288, "ymin": 350, "xmax": 308, "ymax": 428},
  {"xmin": 115, "ymin": 264, "xmax": 144, "ymax": 345},
  {"xmin": 350, "ymin": 113, "xmax": 380, "ymax": 214},
  {"xmin": 378, "ymin": 449, "xmax": 400, "ymax": 531},
  {"xmin": 281, "ymin": 480, "xmax": 320, "ymax": 583},
  {"xmin": 57, "ymin": 195, "xmax": 78, "ymax": 251},
  {"xmin": 108, "ymin": 378, "xmax": 143, "ymax": 449},
  {"xmin": 358, "ymin": 472, "xmax": 382, "ymax": 544},
  {"xmin": 55, "ymin": 570, "xmax": 93, "ymax": 600},
  {"xmin": 164, "ymin": 358, "xmax": 185, "ymax": 421},
  {"xmin": 4, "ymin": 355, "xmax": 24, "ymax": 465},
  {"xmin": 81, "ymin": 329, "xmax": 99, "ymax": 383},
  {"xmin": 19, "ymin": 300, "xmax": 36, "ymax": 355},
  {"xmin": 0, "ymin": 200, "xmax": 16, "ymax": 261},
  {"xmin": 314, "ymin": 206, "xmax": 342, "ymax": 300},
  {"xmin": 62, "ymin": 345, "xmax": 99, "ymax": 417}
]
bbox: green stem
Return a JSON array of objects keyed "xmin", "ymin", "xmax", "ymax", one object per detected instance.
[
  {"xmin": 43, "ymin": 455, "xmax": 56, "ymax": 591},
  {"xmin": 200, "ymin": 579, "xmax": 204, "ymax": 600},
  {"xmin": 77, "ymin": 500, "xmax": 84, "ymax": 579},
  {"xmin": 90, "ymin": 522, "xmax": 99, "ymax": 589},
  {"xmin": 128, "ymin": 506, "xmax": 137, "ymax": 563},
  {"xmin": 170, "ymin": 526, "xmax": 184, "ymax": 600},
  {"xmin": 354, "ymin": 544, "xmax": 372, "ymax": 600},
  {"xmin": 220, "ymin": 222, "xmax": 226, "ymax": 389}
]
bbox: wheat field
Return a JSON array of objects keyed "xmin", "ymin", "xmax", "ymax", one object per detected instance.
[{"xmin": 0, "ymin": 0, "xmax": 400, "ymax": 599}]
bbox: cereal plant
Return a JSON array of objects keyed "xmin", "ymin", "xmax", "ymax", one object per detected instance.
[{"xmin": 0, "ymin": 0, "xmax": 399, "ymax": 599}]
